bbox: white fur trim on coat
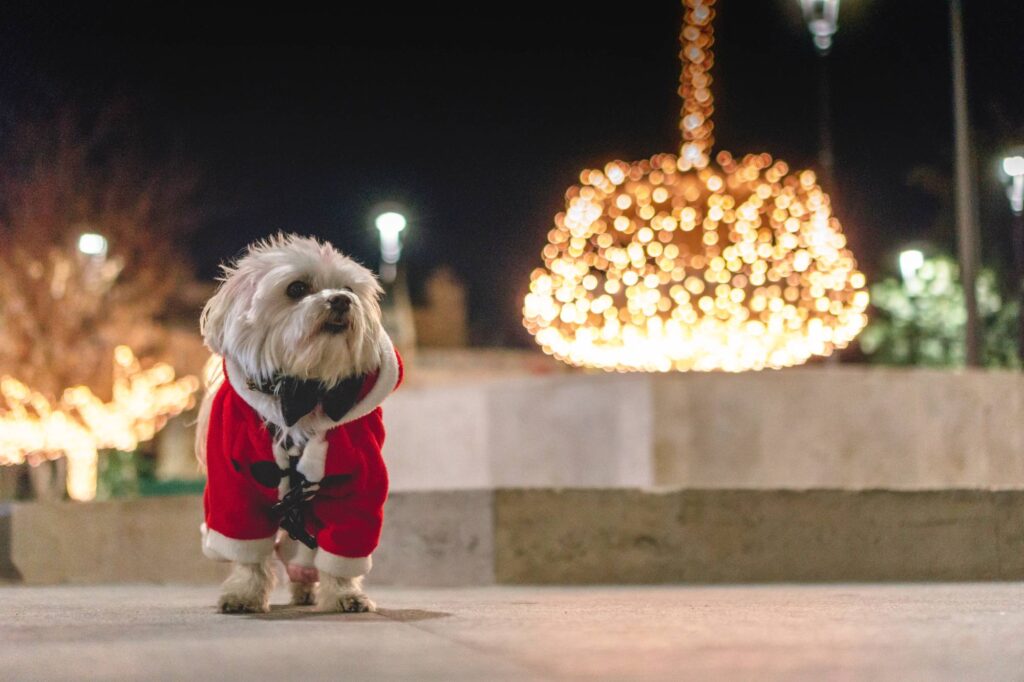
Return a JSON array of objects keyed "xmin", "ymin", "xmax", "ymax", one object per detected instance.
[
  {"xmin": 201, "ymin": 523, "xmax": 275, "ymax": 564},
  {"xmin": 295, "ymin": 433, "xmax": 329, "ymax": 482},
  {"xmin": 314, "ymin": 549, "xmax": 372, "ymax": 578},
  {"xmin": 333, "ymin": 331, "xmax": 400, "ymax": 426},
  {"xmin": 294, "ymin": 331, "xmax": 399, "ymax": 483},
  {"xmin": 223, "ymin": 329, "xmax": 399, "ymax": 436}
]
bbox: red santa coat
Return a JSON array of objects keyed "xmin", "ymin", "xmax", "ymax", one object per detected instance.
[{"xmin": 202, "ymin": 341, "xmax": 402, "ymax": 578}]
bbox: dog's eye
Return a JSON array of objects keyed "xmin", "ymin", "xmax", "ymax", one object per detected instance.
[
  {"xmin": 342, "ymin": 286, "xmax": 353, "ymax": 293},
  {"xmin": 286, "ymin": 281, "xmax": 311, "ymax": 300}
]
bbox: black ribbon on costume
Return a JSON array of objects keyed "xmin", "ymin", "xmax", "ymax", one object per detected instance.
[
  {"xmin": 270, "ymin": 455, "xmax": 319, "ymax": 550},
  {"xmin": 247, "ymin": 373, "xmax": 367, "ymax": 427},
  {"xmin": 250, "ymin": 427, "xmax": 320, "ymax": 550},
  {"xmin": 244, "ymin": 371, "xmax": 368, "ymax": 549},
  {"xmin": 250, "ymin": 455, "xmax": 353, "ymax": 550}
]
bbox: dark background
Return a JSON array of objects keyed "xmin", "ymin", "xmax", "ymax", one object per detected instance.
[{"xmin": 1, "ymin": 1, "xmax": 1022, "ymax": 344}]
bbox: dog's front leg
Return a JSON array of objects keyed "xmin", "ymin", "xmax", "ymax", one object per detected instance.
[
  {"xmin": 218, "ymin": 561, "xmax": 275, "ymax": 614},
  {"xmin": 317, "ymin": 574, "xmax": 375, "ymax": 613}
]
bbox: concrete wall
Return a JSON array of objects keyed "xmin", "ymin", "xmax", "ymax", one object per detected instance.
[
  {"xmin": 384, "ymin": 366, "xmax": 1024, "ymax": 491},
  {"xmin": 652, "ymin": 367, "xmax": 1024, "ymax": 489},
  {"xmin": 385, "ymin": 373, "xmax": 655, "ymax": 491}
]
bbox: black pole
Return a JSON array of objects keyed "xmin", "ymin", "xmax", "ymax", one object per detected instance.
[
  {"xmin": 816, "ymin": 51, "xmax": 841, "ymax": 366},
  {"xmin": 949, "ymin": 0, "xmax": 983, "ymax": 367},
  {"xmin": 1013, "ymin": 210, "xmax": 1024, "ymax": 364},
  {"xmin": 817, "ymin": 53, "xmax": 836, "ymax": 202}
]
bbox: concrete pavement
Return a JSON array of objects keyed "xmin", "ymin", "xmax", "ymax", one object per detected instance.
[{"xmin": 2, "ymin": 583, "xmax": 1024, "ymax": 681}]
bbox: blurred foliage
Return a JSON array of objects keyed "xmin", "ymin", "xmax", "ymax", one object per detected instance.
[
  {"xmin": 96, "ymin": 450, "xmax": 143, "ymax": 500},
  {"xmin": 860, "ymin": 254, "xmax": 1019, "ymax": 368},
  {"xmin": 95, "ymin": 447, "xmax": 203, "ymax": 499}
]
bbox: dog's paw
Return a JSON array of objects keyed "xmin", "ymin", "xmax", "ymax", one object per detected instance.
[
  {"xmin": 290, "ymin": 582, "xmax": 317, "ymax": 606},
  {"xmin": 318, "ymin": 591, "xmax": 376, "ymax": 613},
  {"xmin": 218, "ymin": 592, "xmax": 269, "ymax": 614}
]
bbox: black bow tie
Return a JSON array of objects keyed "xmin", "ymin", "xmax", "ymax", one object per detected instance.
[{"xmin": 247, "ymin": 373, "xmax": 367, "ymax": 426}]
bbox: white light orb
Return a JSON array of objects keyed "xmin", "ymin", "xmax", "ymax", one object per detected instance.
[{"xmin": 77, "ymin": 232, "xmax": 108, "ymax": 257}]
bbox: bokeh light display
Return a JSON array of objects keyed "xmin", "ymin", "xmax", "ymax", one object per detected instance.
[
  {"xmin": 523, "ymin": 0, "xmax": 868, "ymax": 372},
  {"xmin": 0, "ymin": 346, "xmax": 199, "ymax": 500}
]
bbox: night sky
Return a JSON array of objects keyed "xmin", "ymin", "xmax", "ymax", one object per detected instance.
[{"xmin": 2, "ymin": 1, "xmax": 1022, "ymax": 345}]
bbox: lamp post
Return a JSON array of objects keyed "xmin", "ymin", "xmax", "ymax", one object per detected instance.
[
  {"xmin": 898, "ymin": 247, "xmax": 926, "ymax": 365},
  {"xmin": 374, "ymin": 210, "xmax": 407, "ymax": 284},
  {"xmin": 949, "ymin": 0, "xmax": 982, "ymax": 366},
  {"xmin": 800, "ymin": 0, "xmax": 839, "ymax": 191},
  {"xmin": 77, "ymin": 232, "xmax": 108, "ymax": 258},
  {"xmin": 800, "ymin": 0, "xmax": 839, "ymax": 54},
  {"xmin": 372, "ymin": 206, "xmax": 416, "ymax": 357},
  {"xmin": 1003, "ymin": 154, "xmax": 1024, "ymax": 363},
  {"xmin": 75, "ymin": 230, "xmax": 111, "ymax": 295},
  {"xmin": 899, "ymin": 249, "xmax": 925, "ymax": 284},
  {"xmin": 1004, "ymin": 155, "xmax": 1024, "ymax": 214},
  {"xmin": 801, "ymin": 0, "xmax": 841, "ymax": 365}
]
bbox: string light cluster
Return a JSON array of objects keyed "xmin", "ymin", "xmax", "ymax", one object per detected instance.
[
  {"xmin": 0, "ymin": 346, "xmax": 199, "ymax": 500},
  {"xmin": 678, "ymin": 0, "xmax": 715, "ymax": 170},
  {"xmin": 523, "ymin": 0, "xmax": 868, "ymax": 372}
]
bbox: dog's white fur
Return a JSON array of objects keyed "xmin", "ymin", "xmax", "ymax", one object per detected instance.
[{"xmin": 196, "ymin": 233, "xmax": 386, "ymax": 614}]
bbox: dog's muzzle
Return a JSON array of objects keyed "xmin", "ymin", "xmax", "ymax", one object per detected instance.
[{"xmin": 322, "ymin": 294, "xmax": 352, "ymax": 334}]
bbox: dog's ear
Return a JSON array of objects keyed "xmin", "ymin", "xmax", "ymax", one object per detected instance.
[
  {"xmin": 200, "ymin": 266, "xmax": 251, "ymax": 354},
  {"xmin": 199, "ymin": 284, "xmax": 230, "ymax": 354}
]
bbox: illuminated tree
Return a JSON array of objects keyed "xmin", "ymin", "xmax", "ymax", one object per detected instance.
[
  {"xmin": 0, "ymin": 107, "xmax": 203, "ymax": 499},
  {"xmin": 522, "ymin": 0, "xmax": 868, "ymax": 372}
]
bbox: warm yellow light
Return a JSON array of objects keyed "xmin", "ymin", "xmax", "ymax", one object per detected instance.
[
  {"xmin": 522, "ymin": 0, "xmax": 868, "ymax": 372},
  {"xmin": 0, "ymin": 346, "xmax": 199, "ymax": 500}
]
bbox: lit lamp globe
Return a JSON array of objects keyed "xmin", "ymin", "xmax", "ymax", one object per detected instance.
[
  {"xmin": 374, "ymin": 210, "xmax": 407, "ymax": 283},
  {"xmin": 77, "ymin": 232, "xmax": 108, "ymax": 257},
  {"xmin": 1003, "ymin": 155, "xmax": 1024, "ymax": 215},
  {"xmin": 372, "ymin": 207, "xmax": 417, "ymax": 357},
  {"xmin": 522, "ymin": 0, "xmax": 869, "ymax": 372}
]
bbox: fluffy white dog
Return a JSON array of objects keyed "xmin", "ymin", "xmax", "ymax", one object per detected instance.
[{"xmin": 196, "ymin": 234, "xmax": 402, "ymax": 613}]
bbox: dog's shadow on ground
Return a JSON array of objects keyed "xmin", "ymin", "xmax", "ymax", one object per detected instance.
[{"xmin": 248, "ymin": 605, "xmax": 451, "ymax": 622}]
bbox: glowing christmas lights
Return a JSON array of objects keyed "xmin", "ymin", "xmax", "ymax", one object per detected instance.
[
  {"xmin": 523, "ymin": 0, "xmax": 868, "ymax": 372},
  {"xmin": 0, "ymin": 346, "xmax": 199, "ymax": 500}
]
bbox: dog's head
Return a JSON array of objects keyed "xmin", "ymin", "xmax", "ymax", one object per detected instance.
[{"xmin": 200, "ymin": 233, "xmax": 384, "ymax": 386}]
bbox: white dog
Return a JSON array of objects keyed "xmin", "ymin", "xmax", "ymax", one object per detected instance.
[{"xmin": 196, "ymin": 233, "xmax": 402, "ymax": 613}]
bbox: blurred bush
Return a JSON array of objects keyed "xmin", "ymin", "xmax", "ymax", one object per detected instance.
[{"xmin": 860, "ymin": 254, "xmax": 1019, "ymax": 368}]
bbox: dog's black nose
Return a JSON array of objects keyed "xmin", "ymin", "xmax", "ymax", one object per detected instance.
[{"xmin": 329, "ymin": 294, "xmax": 351, "ymax": 313}]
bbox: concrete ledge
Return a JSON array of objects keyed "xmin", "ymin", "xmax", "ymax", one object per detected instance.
[
  {"xmin": 7, "ymin": 489, "xmax": 1024, "ymax": 585},
  {"xmin": 11, "ymin": 496, "xmax": 227, "ymax": 585},
  {"xmin": 495, "ymin": 489, "xmax": 1024, "ymax": 583},
  {"xmin": 0, "ymin": 504, "xmax": 22, "ymax": 581},
  {"xmin": 372, "ymin": 490, "xmax": 494, "ymax": 586},
  {"xmin": 9, "ymin": 492, "xmax": 494, "ymax": 586}
]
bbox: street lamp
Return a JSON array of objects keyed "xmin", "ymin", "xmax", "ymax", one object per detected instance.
[
  {"xmin": 802, "ymin": 0, "xmax": 841, "ymax": 366},
  {"xmin": 800, "ymin": 0, "xmax": 839, "ymax": 204},
  {"xmin": 1002, "ymin": 153, "xmax": 1024, "ymax": 363},
  {"xmin": 371, "ymin": 205, "xmax": 417, "ymax": 354},
  {"xmin": 1004, "ymin": 155, "xmax": 1024, "ymax": 215},
  {"xmin": 77, "ymin": 232, "xmax": 108, "ymax": 258},
  {"xmin": 374, "ymin": 210, "xmax": 407, "ymax": 284},
  {"xmin": 949, "ymin": 0, "xmax": 982, "ymax": 366},
  {"xmin": 800, "ymin": 0, "xmax": 839, "ymax": 54},
  {"xmin": 899, "ymin": 249, "xmax": 925, "ymax": 283}
]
